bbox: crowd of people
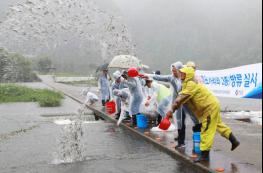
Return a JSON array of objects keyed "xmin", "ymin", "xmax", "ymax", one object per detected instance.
[{"xmin": 97, "ymin": 61, "xmax": 240, "ymax": 162}]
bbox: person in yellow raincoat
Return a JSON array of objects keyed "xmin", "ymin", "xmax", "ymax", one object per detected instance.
[{"xmin": 166, "ymin": 67, "xmax": 240, "ymax": 162}]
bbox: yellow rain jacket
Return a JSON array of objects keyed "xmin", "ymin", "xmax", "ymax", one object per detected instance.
[
  {"xmin": 179, "ymin": 67, "xmax": 219, "ymax": 121},
  {"xmin": 174, "ymin": 67, "xmax": 232, "ymax": 151}
]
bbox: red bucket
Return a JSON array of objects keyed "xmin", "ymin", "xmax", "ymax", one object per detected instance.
[
  {"xmin": 159, "ymin": 117, "xmax": 171, "ymax": 130},
  {"xmin": 105, "ymin": 101, "xmax": 116, "ymax": 115}
]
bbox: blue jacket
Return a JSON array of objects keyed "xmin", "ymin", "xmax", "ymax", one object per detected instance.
[{"xmin": 152, "ymin": 75, "xmax": 181, "ymax": 102}]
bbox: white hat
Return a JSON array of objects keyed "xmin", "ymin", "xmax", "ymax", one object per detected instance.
[
  {"xmin": 113, "ymin": 71, "xmax": 122, "ymax": 80},
  {"xmin": 171, "ymin": 61, "xmax": 183, "ymax": 71},
  {"xmin": 186, "ymin": 61, "xmax": 196, "ymax": 69}
]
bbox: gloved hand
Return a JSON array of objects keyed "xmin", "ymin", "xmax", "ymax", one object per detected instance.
[
  {"xmin": 138, "ymin": 74, "xmax": 147, "ymax": 78},
  {"xmin": 120, "ymin": 77, "xmax": 125, "ymax": 82},
  {"xmin": 145, "ymin": 101, "xmax": 150, "ymax": 107},
  {"xmin": 165, "ymin": 110, "xmax": 173, "ymax": 119}
]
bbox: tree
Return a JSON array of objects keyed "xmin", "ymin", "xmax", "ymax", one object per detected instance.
[
  {"xmin": 36, "ymin": 57, "xmax": 53, "ymax": 74},
  {"xmin": 0, "ymin": 48, "xmax": 39, "ymax": 82},
  {"xmin": 0, "ymin": 48, "xmax": 12, "ymax": 82}
]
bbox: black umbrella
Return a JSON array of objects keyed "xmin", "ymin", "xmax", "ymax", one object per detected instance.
[{"xmin": 96, "ymin": 63, "xmax": 109, "ymax": 73}]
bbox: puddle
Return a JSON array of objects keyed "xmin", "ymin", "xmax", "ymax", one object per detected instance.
[
  {"xmin": 53, "ymin": 119, "xmax": 101, "ymax": 125},
  {"xmin": 54, "ymin": 119, "xmax": 72, "ymax": 125},
  {"xmin": 224, "ymin": 111, "xmax": 262, "ymax": 125}
]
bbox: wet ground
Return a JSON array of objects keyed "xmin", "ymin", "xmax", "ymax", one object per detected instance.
[
  {"xmin": 0, "ymin": 115, "xmax": 194, "ymax": 173},
  {"xmin": 89, "ymin": 105, "xmax": 262, "ymax": 173},
  {"xmin": 0, "ymin": 82, "xmax": 197, "ymax": 173},
  {"xmin": 218, "ymin": 97, "xmax": 262, "ymax": 112}
]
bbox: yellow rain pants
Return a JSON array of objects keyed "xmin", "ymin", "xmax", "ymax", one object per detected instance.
[{"xmin": 200, "ymin": 104, "xmax": 232, "ymax": 151}]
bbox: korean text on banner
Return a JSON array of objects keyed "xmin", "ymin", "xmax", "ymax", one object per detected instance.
[{"xmin": 196, "ymin": 63, "xmax": 262, "ymax": 99}]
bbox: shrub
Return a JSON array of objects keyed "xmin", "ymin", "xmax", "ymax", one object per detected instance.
[{"xmin": 0, "ymin": 84, "xmax": 64, "ymax": 107}]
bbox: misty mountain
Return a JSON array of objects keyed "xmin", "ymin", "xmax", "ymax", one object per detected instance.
[
  {"xmin": 111, "ymin": 0, "xmax": 262, "ymax": 72},
  {"xmin": 0, "ymin": 0, "xmax": 135, "ymax": 74},
  {"xmin": 0, "ymin": 0, "xmax": 262, "ymax": 74}
]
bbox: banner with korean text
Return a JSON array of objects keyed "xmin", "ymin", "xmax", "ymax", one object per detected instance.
[{"xmin": 196, "ymin": 63, "xmax": 262, "ymax": 99}]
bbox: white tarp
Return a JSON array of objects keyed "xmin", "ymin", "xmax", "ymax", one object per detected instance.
[{"xmin": 196, "ymin": 63, "xmax": 262, "ymax": 99}]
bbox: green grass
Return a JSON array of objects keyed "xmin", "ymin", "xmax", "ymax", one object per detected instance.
[{"xmin": 0, "ymin": 84, "xmax": 64, "ymax": 107}]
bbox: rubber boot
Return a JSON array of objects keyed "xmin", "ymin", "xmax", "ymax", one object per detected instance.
[
  {"xmin": 192, "ymin": 123, "xmax": 202, "ymax": 133},
  {"xmin": 194, "ymin": 151, "xmax": 210, "ymax": 163},
  {"xmin": 115, "ymin": 112, "xmax": 121, "ymax": 120},
  {"xmin": 153, "ymin": 115, "xmax": 162, "ymax": 127},
  {"xmin": 174, "ymin": 129, "xmax": 180, "ymax": 142},
  {"xmin": 94, "ymin": 113, "xmax": 100, "ymax": 121},
  {"xmin": 175, "ymin": 110, "xmax": 186, "ymax": 147},
  {"xmin": 157, "ymin": 115, "xmax": 163, "ymax": 126},
  {"xmin": 123, "ymin": 112, "xmax": 131, "ymax": 121},
  {"xmin": 102, "ymin": 100, "xmax": 106, "ymax": 107},
  {"xmin": 174, "ymin": 127, "xmax": 186, "ymax": 142},
  {"xmin": 229, "ymin": 133, "xmax": 240, "ymax": 151},
  {"xmin": 175, "ymin": 129, "xmax": 186, "ymax": 149},
  {"xmin": 132, "ymin": 114, "xmax": 137, "ymax": 127}
]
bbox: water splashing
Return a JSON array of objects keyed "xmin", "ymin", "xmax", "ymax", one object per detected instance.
[
  {"xmin": 53, "ymin": 106, "xmax": 90, "ymax": 164},
  {"xmin": 54, "ymin": 118, "xmax": 84, "ymax": 164},
  {"xmin": 0, "ymin": 0, "xmax": 136, "ymax": 72}
]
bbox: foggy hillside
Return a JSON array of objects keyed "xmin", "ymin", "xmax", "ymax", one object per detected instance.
[
  {"xmin": 111, "ymin": 0, "xmax": 262, "ymax": 72},
  {"xmin": 0, "ymin": 0, "xmax": 135, "ymax": 74},
  {"xmin": 0, "ymin": 0, "xmax": 262, "ymax": 74}
]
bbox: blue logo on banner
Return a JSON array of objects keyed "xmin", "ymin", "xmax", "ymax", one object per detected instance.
[{"xmin": 243, "ymin": 83, "xmax": 262, "ymax": 99}]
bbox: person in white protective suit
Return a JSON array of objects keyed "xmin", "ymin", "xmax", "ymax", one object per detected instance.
[
  {"xmin": 121, "ymin": 70, "xmax": 144, "ymax": 127},
  {"xmin": 112, "ymin": 71, "xmax": 127, "ymax": 120},
  {"xmin": 98, "ymin": 69, "xmax": 111, "ymax": 106},
  {"xmin": 113, "ymin": 88, "xmax": 131, "ymax": 126},
  {"xmin": 81, "ymin": 88, "xmax": 99, "ymax": 105},
  {"xmin": 143, "ymin": 77, "xmax": 172, "ymax": 126}
]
